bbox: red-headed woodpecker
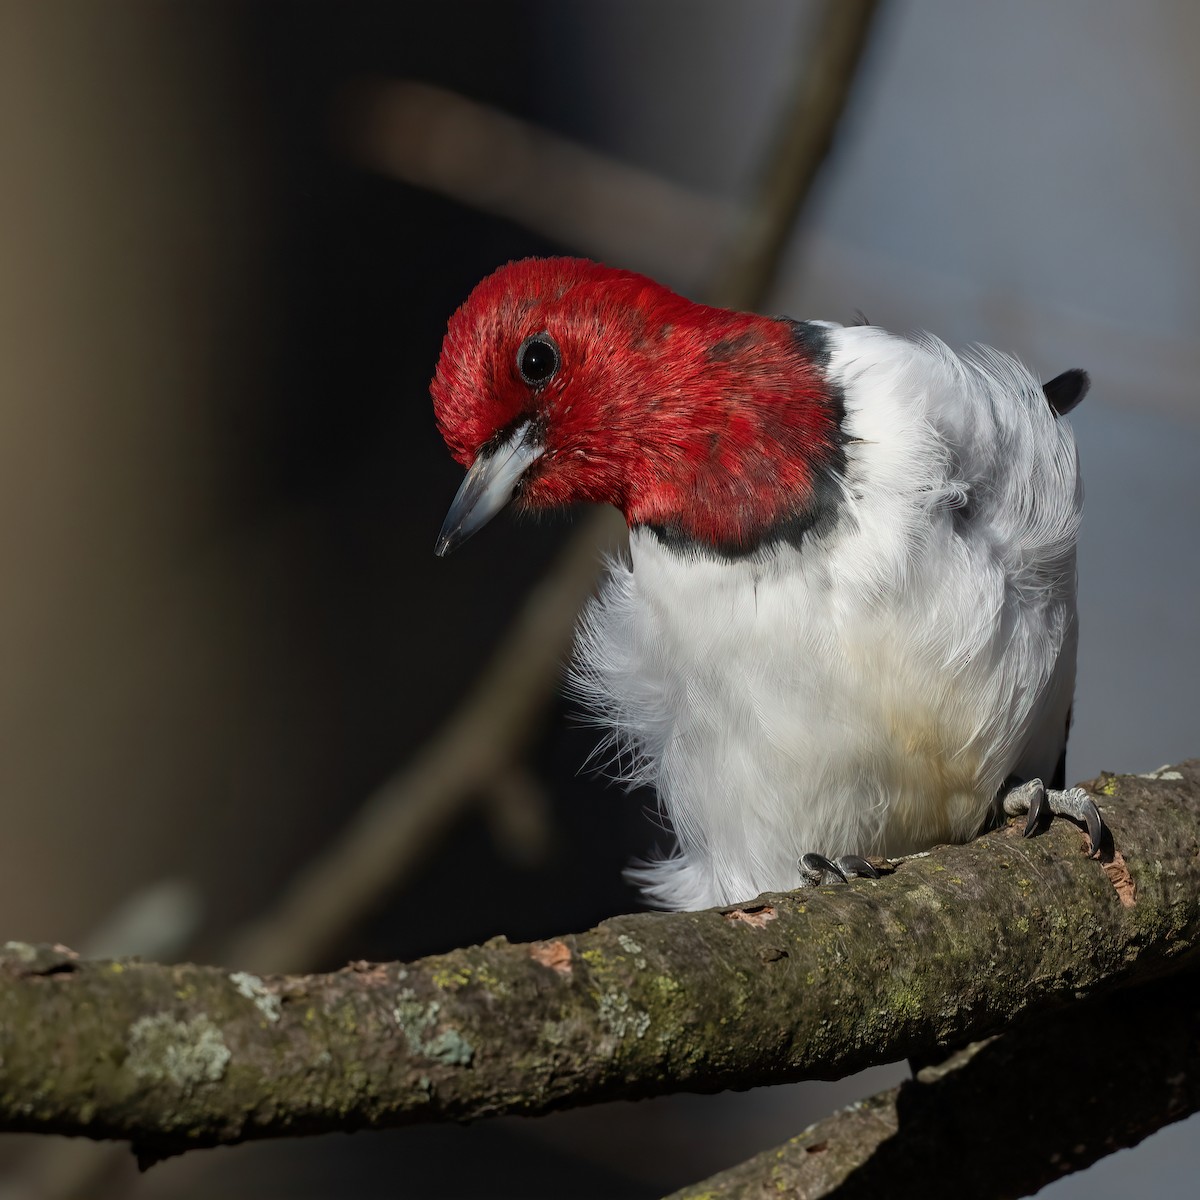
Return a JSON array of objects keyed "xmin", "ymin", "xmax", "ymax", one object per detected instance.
[{"xmin": 432, "ymin": 257, "xmax": 1101, "ymax": 910}]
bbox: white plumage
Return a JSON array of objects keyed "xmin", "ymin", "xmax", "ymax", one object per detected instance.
[{"xmin": 570, "ymin": 325, "xmax": 1082, "ymax": 910}]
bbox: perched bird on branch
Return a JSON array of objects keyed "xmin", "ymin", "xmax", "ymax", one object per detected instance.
[{"xmin": 431, "ymin": 257, "xmax": 1101, "ymax": 910}]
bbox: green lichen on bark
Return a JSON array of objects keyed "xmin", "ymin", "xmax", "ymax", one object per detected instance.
[
  {"xmin": 126, "ymin": 1014, "xmax": 231, "ymax": 1090},
  {"xmin": 0, "ymin": 765, "xmax": 1198, "ymax": 1155},
  {"xmin": 393, "ymin": 990, "xmax": 475, "ymax": 1066}
]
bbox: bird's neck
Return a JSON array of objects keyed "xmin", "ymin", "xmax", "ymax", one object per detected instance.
[{"xmin": 615, "ymin": 319, "xmax": 848, "ymax": 557}]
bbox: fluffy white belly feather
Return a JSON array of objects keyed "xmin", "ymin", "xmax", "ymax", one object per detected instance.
[{"xmin": 574, "ymin": 531, "xmax": 1076, "ymax": 909}]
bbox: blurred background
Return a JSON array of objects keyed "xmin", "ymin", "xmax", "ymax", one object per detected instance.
[{"xmin": 0, "ymin": 1, "xmax": 1197, "ymax": 1197}]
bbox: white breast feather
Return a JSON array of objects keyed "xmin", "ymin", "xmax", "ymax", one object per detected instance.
[{"xmin": 570, "ymin": 326, "xmax": 1082, "ymax": 910}]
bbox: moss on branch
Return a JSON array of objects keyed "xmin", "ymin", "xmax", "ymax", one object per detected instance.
[
  {"xmin": 1, "ymin": 765, "xmax": 1199, "ymax": 1163},
  {"xmin": 669, "ymin": 967, "xmax": 1200, "ymax": 1199}
]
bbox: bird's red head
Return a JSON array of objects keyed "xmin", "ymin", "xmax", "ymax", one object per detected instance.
[{"xmin": 431, "ymin": 257, "xmax": 846, "ymax": 556}]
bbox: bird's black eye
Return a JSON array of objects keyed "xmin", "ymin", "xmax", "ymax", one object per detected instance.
[{"xmin": 517, "ymin": 333, "xmax": 560, "ymax": 387}]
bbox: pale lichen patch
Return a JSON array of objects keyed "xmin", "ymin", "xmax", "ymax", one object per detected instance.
[
  {"xmin": 1139, "ymin": 766, "xmax": 1183, "ymax": 781},
  {"xmin": 126, "ymin": 1013, "xmax": 230, "ymax": 1090},
  {"xmin": 393, "ymin": 990, "xmax": 474, "ymax": 1066},
  {"xmin": 229, "ymin": 971, "xmax": 282, "ymax": 1023},
  {"xmin": 616, "ymin": 934, "xmax": 647, "ymax": 969},
  {"xmin": 424, "ymin": 1028, "xmax": 475, "ymax": 1066},
  {"xmin": 597, "ymin": 990, "xmax": 651, "ymax": 1041},
  {"xmin": 393, "ymin": 989, "xmax": 438, "ymax": 1043}
]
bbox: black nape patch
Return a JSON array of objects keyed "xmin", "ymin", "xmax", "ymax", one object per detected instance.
[
  {"xmin": 1043, "ymin": 369, "xmax": 1089, "ymax": 417},
  {"xmin": 784, "ymin": 320, "xmax": 832, "ymax": 367}
]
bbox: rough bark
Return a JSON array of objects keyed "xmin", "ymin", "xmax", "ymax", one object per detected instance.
[
  {"xmin": 0, "ymin": 765, "xmax": 1197, "ymax": 1166},
  {"xmin": 668, "ymin": 966, "xmax": 1200, "ymax": 1199}
]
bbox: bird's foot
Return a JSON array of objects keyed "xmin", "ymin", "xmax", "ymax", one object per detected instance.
[
  {"xmin": 798, "ymin": 852, "xmax": 880, "ymax": 887},
  {"xmin": 1000, "ymin": 777, "xmax": 1105, "ymax": 858}
]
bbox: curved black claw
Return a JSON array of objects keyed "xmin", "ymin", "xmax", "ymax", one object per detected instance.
[
  {"xmin": 1001, "ymin": 778, "xmax": 1105, "ymax": 858},
  {"xmin": 799, "ymin": 853, "xmax": 846, "ymax": 886},
  {"xmin": 836, "ymin": 854, "xmax": 880, "ymax": 879},
  {"xmin": 1049, "ymin": 786, "xmax": 1105, "ymax": 859},
  {"xmin": 799, "ymin": 853, "xmax": 880, "ymax": 886},
  {"xmin": 1001, "ymin": 778, "xmax": 1049, "ymax": 837}
]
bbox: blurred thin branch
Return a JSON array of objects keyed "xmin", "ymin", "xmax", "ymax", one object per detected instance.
[
  {"xmin": 342, "ymin": 79, "xmax": 736, "ymax": 290},
  {"xmin": 710, "ymin": 0, "xmax": 882, "ymax": 309},
  {"xmin": 80, "ymin": 880, "xmax": 203, "ymax": 965},
  {"xmin": 481, "ymin": 764, "xmax": 554, "ymax": 867},
  {"xmin": 225, "ymin": 510, "xmax": 625, "ymax": 975}
]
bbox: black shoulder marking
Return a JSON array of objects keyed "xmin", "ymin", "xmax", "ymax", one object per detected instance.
[
  {"xmin": 640, "ymin": 460, "xmax": 847, "ymax": 562},
  {"xmin": 784, "ymin": 319, "xmax": 833, "ymax": 367},
  {"xmin": 1043, "ymin": 369, "xmax": 1089, "ymax": 417}
]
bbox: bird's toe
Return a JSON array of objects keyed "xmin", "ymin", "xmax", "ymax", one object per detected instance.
[
  {"xmin": 799, "ymin": 853, "xmax": 846, "ymax": 886},
  {"xmin": 1046, "ymin": 786, "xmax": 1105, "ymax": 858},
  {"xmin": 1000, "ymin": 777, "xmax": 1105, "ymax": 858},
  {"xmin": 798, "ymin": 852, "xmax": 880, "ymax": 886},
  {"xmin": 836, "ymin": 854, "xmax": 880, "ymax": 879}
]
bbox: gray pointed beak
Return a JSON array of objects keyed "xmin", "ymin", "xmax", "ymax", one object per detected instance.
[{"xmin": 435, "ymin": 423, "xmax": 543, "ymax": 556}]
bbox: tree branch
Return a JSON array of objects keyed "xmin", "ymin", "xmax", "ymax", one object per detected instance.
[
  {"xmin": 668, "ymin": 967, "xmax": 1200, "ymax": 1199},
  {"xmin": 1, "ymin": 765, "xmax": 1196, "ymax": 1165}
]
